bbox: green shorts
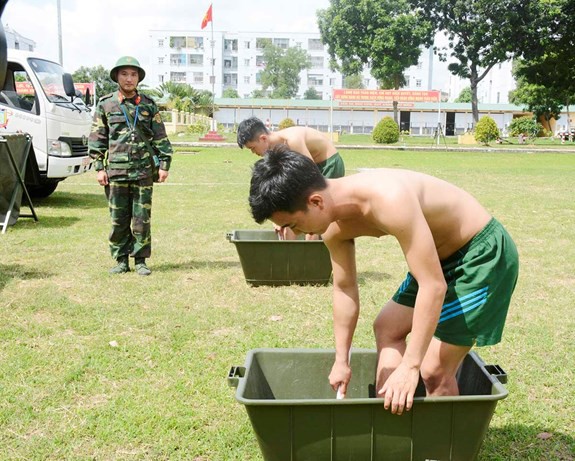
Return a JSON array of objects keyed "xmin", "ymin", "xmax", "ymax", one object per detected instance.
[
  {"xmin": 316, "ymin": 152, "xmax": 345, "ymax": 178},
  {"xmin": 392, "ymin": 218, "xmax": 519, "ymax": 347}
]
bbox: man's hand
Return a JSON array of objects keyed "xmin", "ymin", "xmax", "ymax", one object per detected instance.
[
  {"xmin": 157, "ymin": 169, "xmax": 169, "ymax": 183},
  {"xmin": 329, "ymin": 361, "xmax": 351, "ymax": 399},
  {"xmin": 96, "ymin": 169, "xmax": 109, "ymax": 186},
  {"xmin": 378, "ymin": 362, "xmax": 420, "ymax": 415}
]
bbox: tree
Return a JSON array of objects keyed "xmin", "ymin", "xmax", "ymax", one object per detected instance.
[
  {"xmin": 474, "ymin": 116, "xmax": 500, "ymax": 145},
  {"xmin": 72, "ymin": 65, "xmax": 116, "ymax": 103},
  {"xmin": 318, "ymin": 0, "xmax": 434, "ymax": 122},
  {"xmin": 222, "ymin": 87, "xmax": 240, "ymax": 98},
  {"xmin": 513, "ymin": 0, "xmax": 575, "ymax": 128},
  {"xmin": 410, "ymin": 0, "xmax": 535, "ymax": 124},
  {"xmin": 149, "ymin": 81, "xmax": 213, "ymax": 115},
  {"xmin": 259, "ymin": 41, "xmax": 311, "ymax": 99},
  {"xmin": 509, "ymin": 60, "xmax": 563, "ymax": 132},
  {"xmin": 454, "ymin": 86, "xmax": 472, "ymax": 103},
  {"xmin": 343, "ymin": 74, "xmax": 364, "ymax": 89},
  {"xmin": 304, "ymin": 87, "xmax": 322, "ymax": 100}
]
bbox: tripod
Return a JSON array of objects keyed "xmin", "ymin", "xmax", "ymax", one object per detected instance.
[{"xmin": 432, "ymin": 122, "xmax": 448, "ymax": 149}]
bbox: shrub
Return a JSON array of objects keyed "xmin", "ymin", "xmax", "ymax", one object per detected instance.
[
  {"xmin": 474, "ymin": 116, "xmax": 500, "ymax": 145},
  {"xmin": 372, "ymin": 116, "xmax": 399, "ymax": 144},
  {"xmin": 278, "ymin": 118, "xmax": 295, "ymax": 130},
  {"xmin": 186, "ymin": 119, "xmax": 211, "ymax": 134},
  {"xmin": 508, "ymin": 116, "xmax": 543, "ymax": 140}
]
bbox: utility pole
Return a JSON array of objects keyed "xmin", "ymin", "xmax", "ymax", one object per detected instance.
[{"xmin": 57, "ymin": 0, "xmax": 63, "ymax": 65}]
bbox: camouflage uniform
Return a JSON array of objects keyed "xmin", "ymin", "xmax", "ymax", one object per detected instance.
[{"xmin": 88, "ymin": 90, "xmax": 172, "ymax": 260}]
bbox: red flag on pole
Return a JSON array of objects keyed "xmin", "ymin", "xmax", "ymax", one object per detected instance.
[{"xmin": 201, "ymin": 4, "xmax": 212, "ymax": 29}]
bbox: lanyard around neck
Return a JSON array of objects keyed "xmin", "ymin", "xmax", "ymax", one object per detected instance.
[{"xmin": 120, "ymin": 103, "xmax": 139, "ymax": 131}]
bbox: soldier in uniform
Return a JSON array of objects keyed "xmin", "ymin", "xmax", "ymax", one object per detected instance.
[{"xmin": 88, "ymin": 56, "xmax": 173, "ymax": 275}]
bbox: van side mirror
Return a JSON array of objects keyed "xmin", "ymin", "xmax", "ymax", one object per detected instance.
[
  {"xmin": 63, "ymin": 73, "xmax": 76, "ymax": 98},
  {"xmin": 85, "ymin": 87, "xmax": 92, "ymax": 106}
]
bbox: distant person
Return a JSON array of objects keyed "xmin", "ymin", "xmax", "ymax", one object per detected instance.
[
  {"xmin": 249, "ymin": 145, "xmax": 519, "ymax": 415},
  {"xmin": 237, "ymin": 116, "xmax": 345, "ymax": 239},
  {"xmin": 88, "ymin": 56, "xmax": 173, "ymax": 275}
]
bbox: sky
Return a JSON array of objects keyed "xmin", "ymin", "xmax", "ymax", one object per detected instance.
[{"xmin": 2, "ymin": 0, "xmax": 331, "ymax": 73}]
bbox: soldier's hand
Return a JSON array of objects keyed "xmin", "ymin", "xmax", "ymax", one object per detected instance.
[
  {"xmin": 157, "ymin": 169, "xmax": 169, "ymax": 183},
  {"xmin": 97, "ymin": 170, "xmax": 109, "ymax": 186}
]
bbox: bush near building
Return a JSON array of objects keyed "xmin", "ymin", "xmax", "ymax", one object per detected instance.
[
  {"xmin": 373, "ymin": 116, "xmax": 400, "ymax": 144},
  {"xmin": 278, "ymin": 118, "xmax": 296, "ymax": 130},
  {"xmin": 508, "ymin": 116, "xmax": 543, "ymax": 140},
  {"xmin": 474, "ymin": 116, "xmax": 500, "ymax": 145}
]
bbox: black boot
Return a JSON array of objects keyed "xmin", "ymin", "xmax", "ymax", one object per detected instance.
[
  {"xmin": 135, "ymin": 257, "xmax": 151, "ymax": 276},
  {"xmin": 109, "ymin": 256, "xmax": 130, "ymax": 274}
]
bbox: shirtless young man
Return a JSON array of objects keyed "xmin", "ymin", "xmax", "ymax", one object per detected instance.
[
  {"xmin": 238, "ymin": 116, "xmax": 345, "ymax": 240},
  {"xmin": 248, "ymin": 145, "xmax": 519, "ymax": 415},
  {"xmin": 237, "ymin": 116, "xmax": 345, "ymax": 178}
]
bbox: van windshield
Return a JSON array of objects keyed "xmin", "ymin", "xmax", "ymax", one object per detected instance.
[{"xmin": 27, "ymin": 58, "xmax": 76, "ymax": 103}]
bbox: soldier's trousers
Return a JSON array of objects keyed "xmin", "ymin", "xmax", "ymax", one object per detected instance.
[{"xmin": 105, "ymin": 178, "xmax": 153, "ymax": 260}]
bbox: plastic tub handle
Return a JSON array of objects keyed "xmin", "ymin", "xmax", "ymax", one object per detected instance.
[
  {"xmin": 227, "ymin": 366, "xmax": 246, "ymax": 388},
  {"xmin": 485, "ymin": 364, "xmax": 508, "ymax": 385}
]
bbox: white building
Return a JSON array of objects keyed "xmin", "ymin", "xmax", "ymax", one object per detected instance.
[
  {"xmin": 147, "ymin": 29, "xmax": 515, "ymax": 103},
  {"xmin": 2, "ymin": 24, "xmax": 35, "ymax": 52}
]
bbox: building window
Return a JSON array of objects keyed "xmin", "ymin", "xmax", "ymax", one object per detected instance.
[
  {"xmin": 311, "ymin": 56, "xmax": 324, "ymax": 69},
  {"xmin": 308, "ymin": 74, "xmax": 323, "ymax": 86},
  {"xmin": 256, "ymin": 56, "xmax": 265, "ymax": 67},
  {"xmin": 244, "ymin": 41, "xmax": 251, "ymax": 49},
  {"xmin": 170, "ymin": 71, "xmax": 186, "ymax": 83},
  {"xmin": 273, "ymin": 38, "xmax": 289, "ymax": 49},
  {"xmin": 193, "ymin": 72, "xmax": 203, "ymax": 84},
  {"xmin": 158, "ymin": 75, "xmax": 164, "ymax": 83},
  {"xmin": 244, "ymin": 58, "xmax": 250, "ymax": 66},
  {"xmin": 415, "ymin": 79, "xmax": 422, "ymax": 88},
  {"xmin": 497, "ymin": 92, "xmax": 500, "ymax": 103},
  {"xmin": 417, "ymin": 61, "xmax": 423, "ymax": 69},
  {"xmin": 158, "ymin": 57, "xmax": 164, "ymax": 65},
  {"xmin": 188, "ymin": 54, "xmax": 204, "ymax": 66},
  {"xmin": 170, "ymin": 54, "xmax": 186, "ymax": 66},
  {"xmin": 308, "ymin": 38, "xmax": 323, "ymax": 50},
  {"xmin": 186, "ymin": 36, "xmax": 204, "ymax": 49},
  {"xmin": 170, "ymin": 36, "xmax": 186, "ymax": 48},
  {"xmin": 158, "ymin": 39, "xmax": 164, "ymax": 47},
  {"xmin": 329, "ymin": 78, "xmax": 337, "ymax": 87},
  {"xmin": 244, "ymin": 76, "xmax": 250, "ymax": 84},
  {"xmin": 224, "ymin": 39, "xmax": 238, "ymax": 51}
]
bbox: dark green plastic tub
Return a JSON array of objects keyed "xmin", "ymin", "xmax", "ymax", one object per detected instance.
[
  {"xmin": 228, "ymin": 348, "xmax": 508, "ymax": 461},
  {"xmin": 226, "ymin": 230, "xmax": 332, "ymax": 286}
]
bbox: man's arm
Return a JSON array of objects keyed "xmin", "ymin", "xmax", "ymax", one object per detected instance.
[
  {"xmin": 326, "ymin": 236, "xmax": 359, "ymax": 397},
  {"xmin": 377, "ymin": 197, "xmax": 447, "ymax": 414},
  {"xmin": 88, "ymin": 104, "xmax": 109, "ymax": 186}
]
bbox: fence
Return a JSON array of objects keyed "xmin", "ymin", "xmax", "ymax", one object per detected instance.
[{"xmin": 160, "ymin": 110, "xmax": 212, "ymax": 134}]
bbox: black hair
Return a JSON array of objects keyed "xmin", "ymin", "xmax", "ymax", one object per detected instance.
[
  {"xmin": 249, "ymin": 144, "xmax": 327, "ymax": 224},
  {"xmin": 237, "ymin": 116, "xmax": 269, "ymax": 148}
]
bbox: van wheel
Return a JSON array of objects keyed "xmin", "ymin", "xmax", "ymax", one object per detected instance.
[{"xmin": 28, "ymin": 181, "xmax": 58, "ymax": 198}]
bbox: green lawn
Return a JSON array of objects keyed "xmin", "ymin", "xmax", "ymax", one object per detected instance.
[{"xmin": 1, "ymin": 147, "xmax": 574, "ymax": 460}]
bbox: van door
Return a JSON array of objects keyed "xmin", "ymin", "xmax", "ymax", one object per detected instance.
[{"xmin": 0, "ymin": 63, "xmax": 45, "ymax": 170}]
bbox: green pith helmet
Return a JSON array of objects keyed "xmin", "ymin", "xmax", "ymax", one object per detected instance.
[{"xmin": 110, "ymin": 56, "xmax": 146, "ymax": 83}]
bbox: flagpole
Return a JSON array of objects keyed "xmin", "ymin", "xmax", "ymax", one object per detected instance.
[
  {"xmin": 210, "ymin": 7, "xmax": 215, "ymax": 131},
  {"xmin": 200, "ymin": 3, "xmax": 225, "ymax": 141}
]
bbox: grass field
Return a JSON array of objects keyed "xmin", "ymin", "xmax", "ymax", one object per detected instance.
[{"xmin": 1, "ymin": 146, "xmax": 574, "ymax": 460}]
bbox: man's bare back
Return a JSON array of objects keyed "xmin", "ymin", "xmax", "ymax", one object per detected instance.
[
  {"xmin": 271, "ymin": 126, "xmax": 337, "ymax": 164},
  {"xmin": 322, "ymin": 168, "xmax": 492, "ymax": 259}
]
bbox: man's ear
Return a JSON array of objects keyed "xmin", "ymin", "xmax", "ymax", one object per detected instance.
[{"xmin": 308, "ymin": 193, "xmax": 324, "ymax": 209}]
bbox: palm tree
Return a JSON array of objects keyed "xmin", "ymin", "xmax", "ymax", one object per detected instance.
[{"xmin": 149, "ymin": 82, "xmax": 214, "ymax": 116}]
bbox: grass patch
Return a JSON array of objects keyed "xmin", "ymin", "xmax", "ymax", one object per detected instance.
[{"xmin": 1, "ymin": 147, "xmax": 574, "ymax": 460}]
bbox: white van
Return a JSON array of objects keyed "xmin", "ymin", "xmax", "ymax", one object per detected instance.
[{"xmin": 0, "ymin": 49, "xmax": 93, "ymax": 197}]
